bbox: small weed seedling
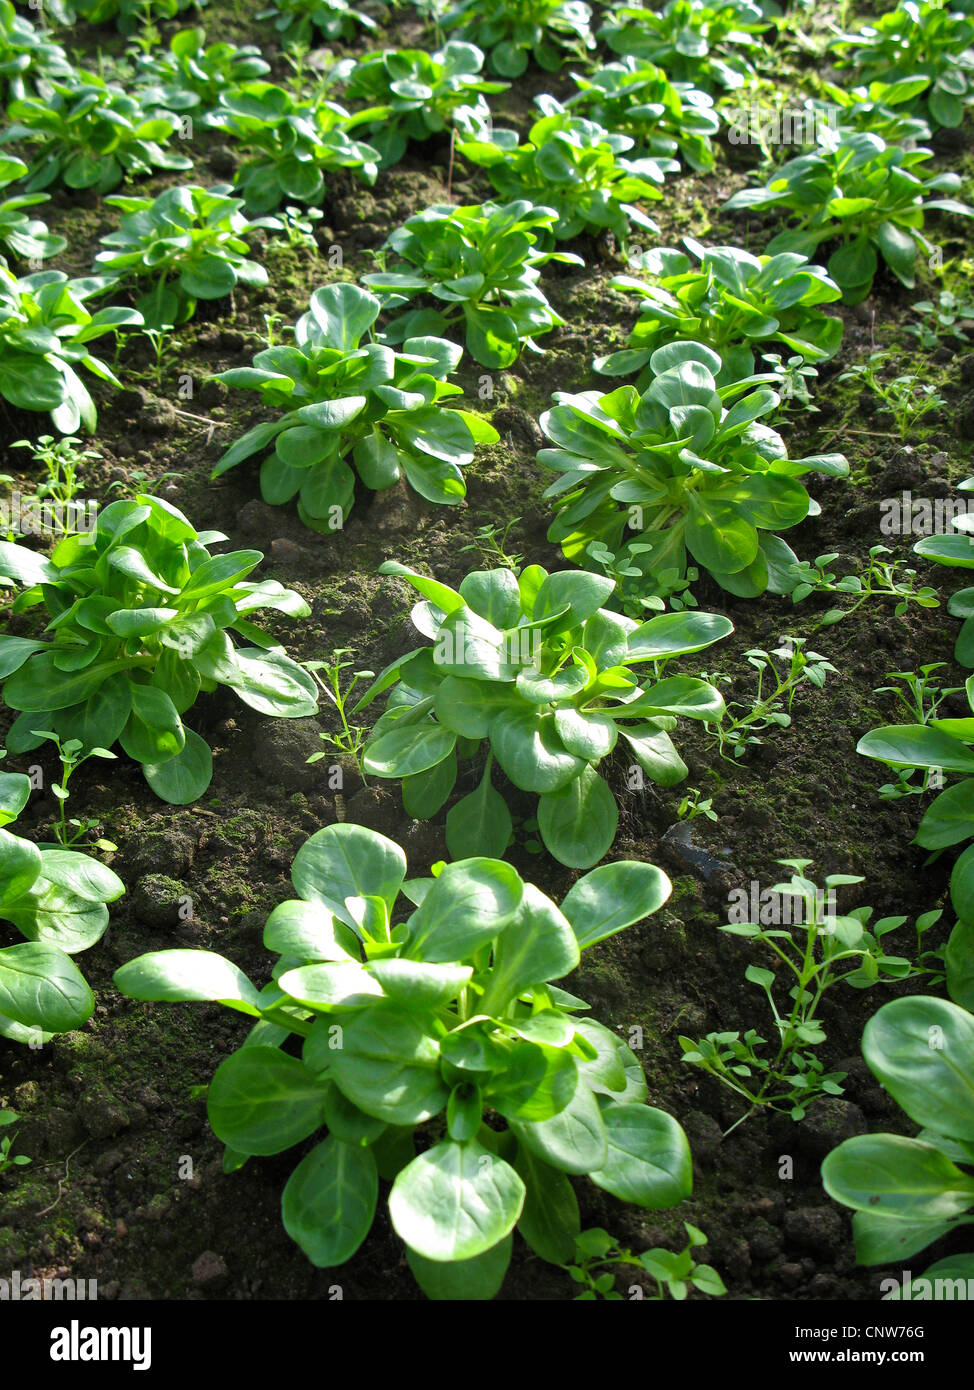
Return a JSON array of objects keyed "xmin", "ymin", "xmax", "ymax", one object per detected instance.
[
  {"xmin": 458, "ymin": 519, "xmax": 525, "ymax": 575},
  {"xmin": 304, "ymin": 649, "xmax": 375, "ymax": 781},
  {"xmin": 702, "ymin": 639, "xmax": 835, "ymax": 762},
  {"xmin": 838, "ymin": 350, "xmax": 947, "ymax": 441},
  {"xmin": 10, "ymin": 435, "xmax": 99, "ymax": 532},
  {"xmin": 676, "ymin": 787, "xmax": 717, "ymax": 823},
  {"xmin": 0, "ymin": 1111, "xmax": 30, "ymax": 1173},
  {"xmin": 29, "ymin": 732, "xmax": 118, "ymax": 852},
  {"xmin": 787, "ymin": 547, "xmax": 939, "ymax": 628},
  {"xmin": 680, "ymin": 861, "xmax": 945, "ymax": 1131},
  {"xmin": 564, "ymin": 1223, "xmax": 726, "ymax": 1301}
]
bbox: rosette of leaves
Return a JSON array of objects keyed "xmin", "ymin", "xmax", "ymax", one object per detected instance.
[
  {"xmin": 599, "ymin": 0, "xmax": 769, "ymax": 92},
  {"xmin": 114, "ymin": 820, "xmax": 696, "ymax": 1299},
  {"xmin": 457, "ymin": 95, "xmax": 672, "ymax": 244},
  {"xmin": 131, "ymin": 27, "xmax": 271, "ymax": 127},
  {"xmin": 802, "ymin": 78, "xmax": 933, "ymax": 147},
  {"xmin": 0, "ymin": 496, "xmax": 318, "ymax": 804},
  {"xmin": 822, "ymin": 996, "xmax": 974, "ymax": 1278},
  {"xmin": 208, "ymin": 83, "xmax": 383, "ymax": 214},
  {"xmin": 0, "ymin": 769, "xmax": 124, "ymax": 1044},
  {"xmin": 0, "ymin": 75, "xmax": 193, "ymax": 194},
  {"xmin": 212, "ymin": 283, "xmax": 499, "ymax": 533},
  {"xmin": 256, "ymin": 0, "xmax": 379, "ymax": 42},
  {"xmin": 333, "ymin": 41, "xmax": 507, "ymax": 168},
  {"xmin": 67, "ymin": 0, "xmax": 203, "ymax": 30},
  {"xmin": 442, "ymin": 0, "xmax": 596, "ymax": 77},
  {"xmin": 361, "ymin": 199, "xmax": 582, "ymax": 369},
  {"xmin": 595, "ymin": 237, "xmax": 843, "ymax": 388},
  {"xmin": 0, "ymin": 0, "xmax": 73, "ymax": 103},
  {"xmin": 857, "ymin": 672, "xmax": 974, "ymax": 981},
  {"xmin": 539, "ymin": 341, "xmax": 849, "ymax": 599},
  {"xmin": 0, "ymin": 155, "xmax": 65, "ymax": 264},
  {"xmin": 831, "ymin": 0, "xmax": 974, "ymax": 130},
  {"xmin": 0, "ymin": 267, "xmax": 143, "ymax": 432},
  {"xmin": 723, "ymin": 128, "xmax": 973, "ymax": 304},
  {"xmin": 92, "ymin": 184, "xmax": 282, "ymax": 332},
  {"xmin": 566, "ymin": 56, "xmax": 719, "ymax": 173},
  {"xmin": 356, "ymin": 560, "xmax": 731, "ymax": 867}
]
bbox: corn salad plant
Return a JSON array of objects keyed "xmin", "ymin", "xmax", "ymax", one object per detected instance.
[
  {"xmin": 208, "ymin": 83, "xmax": 384, "ymax": 213},
  {"xmin": 130, "ymin": 27, "xmax": 271, "ymax": 126},
  {"xmin": 458, "ymin": 95, "xmax": 672, "ymax": 245},
  {"xmin": 599, "ymin": 0, "xmax": 769, "ymax": 92},
  {"xmin": 831, "ymin": 0, "xmax": 974, "ymax": 130},
  {"xmin": 256, "ymin": 0, "xmax": 380, "ymax": 42},
  {"xmin": 724, "ymin": 128, "xmax": 974, "ymax": 303},
  {"xmin": 0, "ymin": 0, "xmax": 73, "ymax": 103},
  {"xmin": 362, "ymin": 199, "xmax": 582, "ymax": 368},
  {"xmin": 333, "ymin": 41, "xmax": 506, "ymax": 167},
  {"xmin": 0, "ymin": 769, "xmax": 123, "ymax": 1044},
  {"xmin": 213, "ymin": 282, "xmax": 499, "ymax": 532},
  {"xmin": 114, "ymin": 821, "xmax": 693, "ymax": 1299},
  {"xmin": 0, "ymin": 268, "xmax": 143, "ymax": 432},
  {"xmin": 356, "ymin": 561, "xmax": 731, "ymax": 867},
  {"xmin": 540, "ymin": 340, "xmax": 849, "ymax": 600},
  {"xmin": 92, "ymin": 184, "xmax": 281, "ymax": 331},
  {"xmin": 67, "ymin": 0, "xmax": 203, "ymax": 31},
  {"xmin": 595, "ymin": 238, "xmax": 843, "ymax": 388},
  {"xmin": 566, "ymin": 56, "xmax": 719, "ymax": 173},
  {"xmin": 442, "ymin": 0, "xmax": 596, "ymax": 77},
  {"xmin": 0, "ymin": 495, "xmax": 318, "ymax": 803},
  {"xmin": 1, "ymin": 75, "xmax": 194, "ymax": 194}
]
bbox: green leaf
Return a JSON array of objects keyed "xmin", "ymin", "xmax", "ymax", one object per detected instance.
[
  {"xmin": 325, "ymin": 1004, "xmax": 448, "ymax": 1124},
  {"xmin": 389, "ymin": 1138, "xmax": 525, "ymax": 1261},
  {"xmin": 445, "ymin": 759, "xmax": 513, "ymax": 861},
  {"xmin": 262, "ymin": 899, "xmax": 360, "ymax": 962},
  {"xmin": 561, "ymin": 861, "xmax": 672, "ymax": 950},
  {"xmin": 291, "ymin": 824, "xmax": 407, "ymax": 925},
  {"xmin": 0, "ymin": 941, "xmax": 94, "ymax": 1033},
  {"xmin": 537, "ymin": 766, "xmax": 619, "ymax": 869},
  {"xmin": 407, "ymin": 1234, "xmax": 512, "ymax": 1299},
  {"xmin": 822, "ymin": 1134, "xmax": 974, "ymax": 1221},
  {"xmin": 364, "ymin": 722, "xmax": 457, "ymax": 778},
  {"xmin": 207, "ymin": 1047, "xmax": 330, "ymax": 1155},
  {"xmin": 281, "ymin": 1137, "xmax": 378, "ymax": 1266},
  {"xmin": 862, "ymin": 996, "xmax": 974, "ymax": 1141},
  {"xmin": 480, "ymin": 884, "xmax": 580, "ymax": 1015},
  {"xmin": 113, "ymin": 950, "xmax": 262, "ymax": 1015},
  {"xmin": 510, "ymin": 1082, "xmax": 608, "ymax": 1174},
  {"xmin": 490, "ymin": 708, "xmax": 585, "ymax": 794},
  {"xmin": 514, "ymin": 1145, "xmax": 580, "ymax": 1264},
  {"xmin": 405, "ymin": 858, "xmax": 523, "ymax": 963},
  {"xmin": 143, "ymin": 727, "xmax": 212, "ymax": 804},
  {"xmin": 590, "ymin": 1104, "xmax": 693, "ymax": 1209}
]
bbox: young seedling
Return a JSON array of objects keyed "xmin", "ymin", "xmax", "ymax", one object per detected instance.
[
  {"xmin": 28, "ymin": 732, "xmax": 118, "ymax": 852},
  {"xmin": 458, "ymin": 519, "xmax": 525, "ymax": 575},
  {"xmin": 838, "ymin": 350, "xmax": 947, "ymax": 440},
  {"xmin": 676, "ymin": 787, "xmax": 717, "ymax": 823},
  {"xmin": 564, "ymin": 1222, "xmax": 726, "ymax": 1300},
  {"xmin": 787, "ymin": 546, "xmax": 939, "ymax": 628},
  {"xmin": 304, "ymin": 649, "xmax": 375, "ymax": 782},
  {"xmin": 680, "ymin": 860, "xmax": 945, "ymax": 1131},
  {"xmin": 702, "ymin": 638, "xmax": 835, "ymax": 762},
  {"xmin": 0, "ymin": 1112, "xmax": 30, "ymax": 1174}
]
